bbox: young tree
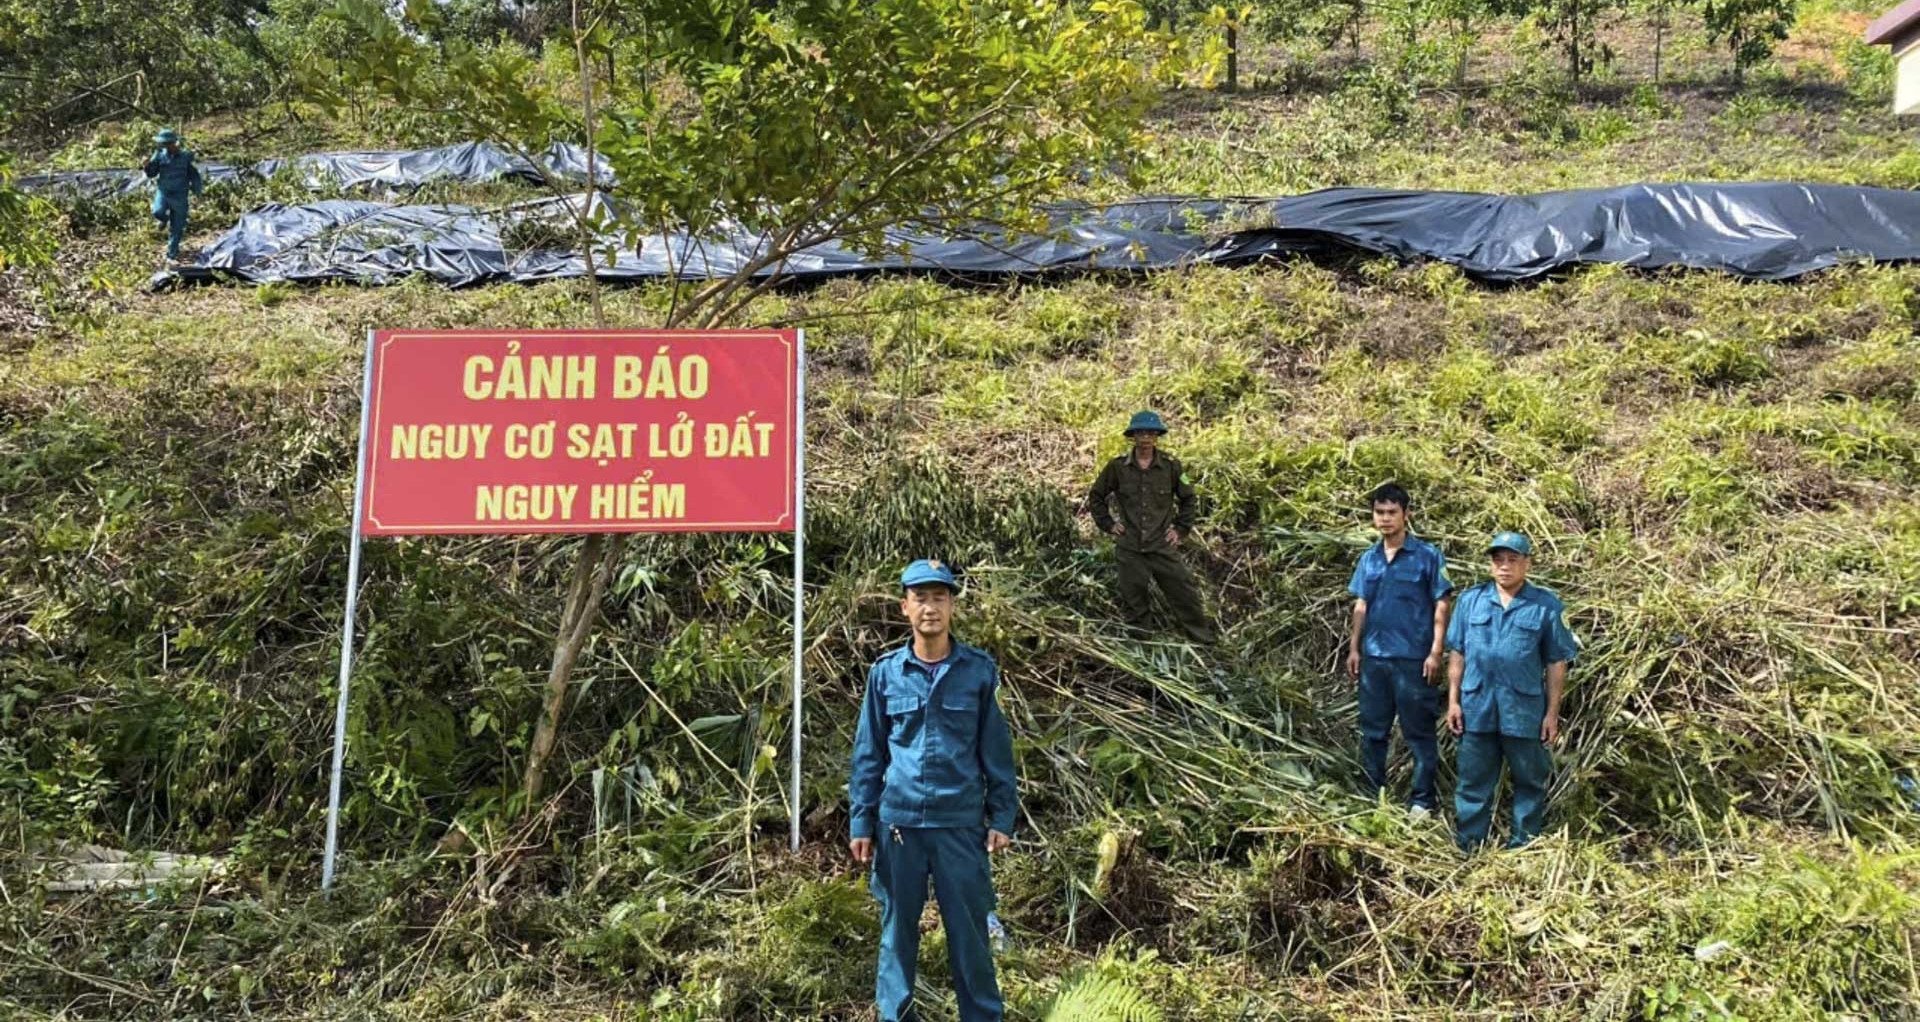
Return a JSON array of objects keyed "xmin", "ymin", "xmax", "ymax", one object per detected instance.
[
  {"xmin": 1524, "ymin": 0, "xmax": 1624, "ymax": 88},
  {"xmin": 327, "ymin": 0, "xmax": 1173, "ymax": 809},
  {"xmin": 0, "ymin": 0, "xmax": 274, "ymax": 137},
  {"xmin": 1702, "ymin": 0, "xmax": 1796, "ymax": 81}
]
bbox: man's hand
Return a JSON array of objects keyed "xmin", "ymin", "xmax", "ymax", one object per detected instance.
[
  {"xmin": 849, "ymin": 838, "xmax": 873, "ymax": 865},
  {"xmin": 986, "ymin": 830, "xmax": 1012, "ymax": 854},
  {"xmin": 1109, "ymin": 523, "xmax": 1124, "ymax": 537},
  {"xmin": 1423, "ymin": 650, "xmax": 1443, "ymax": 684},
  {"xmin": 1347, "ymin": 648, "xmax": 1361, "ymax": 680},
  {"xmin": 1165, "ymin": 528, "xmax": 1181, "ymax": 547},
  {"xmin": 1540, "ymin": 713, "xmax": 1560, "ymax": 745},
  {"xmin": 1446, "ymin": 701, "xmax": 1464, "ymax": 736}
]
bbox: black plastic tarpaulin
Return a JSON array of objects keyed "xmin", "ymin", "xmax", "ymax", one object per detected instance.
[
  {"xmin": 149, "ymin": 181, "xmax": 1920, "ymax": 289},
  {"xmin": 21, "ymin": 141, "xmax": 610, "ymax": 200}
]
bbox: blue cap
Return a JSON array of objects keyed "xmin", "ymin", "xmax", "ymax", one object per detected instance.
[
  {"xmin": 154, "ymin": 128, "xmax": 179, "ymax": 144},
  {"xmin": 900, "ymin": 559, "xmax": 958, "ymax": 591},
  {"xmin": 1486, "ymin": 531, "xmax": 1533, "ymax": 556},
  {"xmin": 1125, "ymin": 410, "xmax": 1168, "ymax": 436}
]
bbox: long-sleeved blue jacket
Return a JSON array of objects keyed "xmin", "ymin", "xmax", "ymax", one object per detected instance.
[
  {"xmin": 848, "ymin": 641, "xmax": 1018, "ymax": 839},
  {"xmin": 143, "ymin": 148, "xmax": 204, "ymax": 197}
]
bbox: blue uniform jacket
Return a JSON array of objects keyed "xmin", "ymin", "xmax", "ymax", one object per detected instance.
[
  {"xmin": 1348, "ymin": 534, "xmax": 1453, "ymax": 660},
  {"xmin": 1445, "ymin": 581, "xmax": 1578, "ymax": 738},
  {"xmin": 143, "ymin": 149, "xmax": 204, "ymax": 197},
  {"xmin": 848, "ymin": 642, "xmax": 1018, "ymax": 839}
]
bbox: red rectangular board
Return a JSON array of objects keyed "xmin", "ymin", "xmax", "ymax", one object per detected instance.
[{"xmin": 360, "ymin": 330, "xmax": 797, "ymax": 536}]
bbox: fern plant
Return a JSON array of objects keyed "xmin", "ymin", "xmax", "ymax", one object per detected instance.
[{"xmin": 1043, "ymin": 969, "xmax": 1162, "ymax": 1022}]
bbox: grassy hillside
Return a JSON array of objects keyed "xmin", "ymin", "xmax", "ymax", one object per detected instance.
[{"xmin": 3, "ymin": 9, "xmax": 1919, "ymax": 1021}]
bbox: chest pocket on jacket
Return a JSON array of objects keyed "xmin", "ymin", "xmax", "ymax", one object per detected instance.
[
  {"xmin": 886, "ymin": 696, "xmax": 924, "ymax": 743},
  {"xmin": 1507, "ymin": 608, "xmax": 1545, "ymax": 654},
  {"xmin": 938, "ymin": 690, "xmax": 980, "ymax": 742}
]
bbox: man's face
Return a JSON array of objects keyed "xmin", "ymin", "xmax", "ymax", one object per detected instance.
[
  {"xmin": 1130, "ymin": 431, "xmax": 1159, "ymax": 455},
  {"xmin": 1490, "ymin": 549, "xmax": 1530, "ymax": 589},
  {"xmin": 900, "ymin": 585, "xmax": 954, "ymax": 638},
  {"xmin": 164, "ymin": 141, "xmax": 179, "ymax": 154},
  {"xmin": 1371, "ymin": 501, "xmax": 1407, "ymax": 538}
]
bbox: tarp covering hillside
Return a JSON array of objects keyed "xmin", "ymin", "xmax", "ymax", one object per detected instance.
[{"xmin": 148, "ymin": 181, "xmax": 1920, "ymax": 288}]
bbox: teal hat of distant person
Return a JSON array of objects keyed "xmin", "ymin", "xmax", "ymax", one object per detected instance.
[
  {"xmin": 1485, "ymin": 531, "xmax": 1533, "ymax": 556},
  {"xmin": 154, "ymin": 128, "xmax": 179, "ymax": 144},
  {"xmin": 900, "ymin": 559, "xmax": 959, "ymax": 592},
  {"xmin": 1124, "ymin": 410, "xmax": 1168, "ymax": 436}
]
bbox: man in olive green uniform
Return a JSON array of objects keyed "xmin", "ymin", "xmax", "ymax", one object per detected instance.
[{"xmin": 1087, "ymin": 411, "xmax": 1217, "ymax": 644}]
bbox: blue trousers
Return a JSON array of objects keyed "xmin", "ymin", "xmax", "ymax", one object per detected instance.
[
  {"xmin": 152, "ymin": 191, "xmax": 190, "ymax": 259},
  {"xmin": 1455, "ymin": 730, "xmax": 1552, "ymax": 850},
  {"xmin": 1359, "ymin": 657, "xmax": 1441, "ymax": 809},
  {"xmin": 870, "ymin": 826, "xmax": 1003, "ymax": 1022}
]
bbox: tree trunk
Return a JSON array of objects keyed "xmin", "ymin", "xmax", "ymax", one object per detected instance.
[
  {"xmin": 1225, "ymin": 24, "xmax": 1238, "ymax": 92},
  {"xmin": 1653, "ymin": 0, "xmax": 1665, "ymax": 87},
  {"xmin": 517, "ymin": 0, "xmax": 617, "ymax": 811},
  {"xmin": 521, "ymin": 533, "xmax": 626, "ymax": 804},
  {"xmin": 1570, "ymin": 0, "xmax": 1582, "ymax": 90}
]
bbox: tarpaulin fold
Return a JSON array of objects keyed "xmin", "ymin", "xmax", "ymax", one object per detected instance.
[{"xmin": 148, "ymin": 182, "xmax": 1920, "ymax": 288}]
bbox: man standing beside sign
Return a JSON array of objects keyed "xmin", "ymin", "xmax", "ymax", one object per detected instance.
[{"xmin": 848, "ymin": 560, "xmax": 1017, "ymax": 1022}]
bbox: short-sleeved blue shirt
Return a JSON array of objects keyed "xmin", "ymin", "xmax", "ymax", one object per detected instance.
[
  {"xmin": 1347, "ymin": 534, "xmax": 1453, "ymax": 661},
  {"xmin": 1444, "ymin": 582, "xmax": 1579, "ymax": 738}
]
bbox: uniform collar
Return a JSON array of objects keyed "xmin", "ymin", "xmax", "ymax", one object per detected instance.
[
  {"xmin": 1370, "ymin": 532, "xmax": 1425, "ymax": 559},
  {"xmin": 894, "ymin": 640, "xmax": 973, "ymax": 668},
  {"xmin": 1484, "ymin": 581, "xmax": 1535, "ymax": 605}
]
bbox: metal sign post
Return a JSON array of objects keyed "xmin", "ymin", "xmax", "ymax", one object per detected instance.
[
  {"xmin": 790, "ymin": 329, "xmax": 807, "ymax": 853},
  {"xmin": 321, "ymin": 331, "xmax": 376, "ymax": 892}
]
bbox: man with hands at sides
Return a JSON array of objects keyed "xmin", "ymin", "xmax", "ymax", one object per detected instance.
[
  {"xmin": 849, "ymin": 560, "xmax": 1018, "ymax": 1022},
  {"xmin": 1445, "ymin": 532, "xmax": 1578, "ymax": 851},
  {"xmin": 1346, "ymin": 483, "xmax": 1453, "ymax": 820}
]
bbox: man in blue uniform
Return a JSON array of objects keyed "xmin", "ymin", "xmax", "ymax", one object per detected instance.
[
  {"xmin": 142, "ymin": 129, "xmax": 204, "ymax": 262},
  {"xmin": 1445, "ymin": 532, "xmax": 1578, "ymax": 850},
  {"xmin": 1345, "ymin": 483, "xmax": 1452, "ymax": 817},
  {"xmin": 849, "ymin": 560, "xmax": 1018, "ymax": 1022},
  {"xmin": 1087, "ymin": 410, "xmax": 1218, "ymax": 644}
]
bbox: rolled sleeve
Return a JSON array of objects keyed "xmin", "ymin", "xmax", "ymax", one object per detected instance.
[
  {"xmin": 1544, "ymin": 606, "xmax": 1578, "ymax": 665},
  {"xmin": 979, "ymin": 674, "xmax": 1019, "ymax": 836},
  {"xmin": 1429, "ymin": 551, "xmax": 1454, "ymax": 602},
  {"xmin": 847, "ymin": 665, "xmax": 889, "ymax": 840},
  {"xmin": 1444, "ymin": 592, "xmax": 1470, "ymax": 654}
]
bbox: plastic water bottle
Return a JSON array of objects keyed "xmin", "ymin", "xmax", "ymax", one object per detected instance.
[{"xmin": 987, "ymin": 912, "xmax": 1010, "ymax": 954}]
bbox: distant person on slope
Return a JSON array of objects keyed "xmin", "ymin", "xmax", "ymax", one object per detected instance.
[
  {"xmin": 142, "ymin": 128, "xmax": 204, "ymax": 263},
  {"xmin": 848, "ymin": 560, "xmax": 1018, "ymax": 1022},
  {"xmin": 1086, "ymin": 410, "xmax": 1218, "ymax": 644},
  {"xmin": 1445, "ymin": 532, "xmax": 1578, "ymax": 850},
  {"xmin": 1346, "ymin": 483, "xmax": 1453, "ymax": 820}
]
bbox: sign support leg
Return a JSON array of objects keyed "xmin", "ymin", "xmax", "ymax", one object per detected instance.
[
  {"xmin": 790, "ymin": 329, "xmax": 807, "ymax": 853},
  {"xmin": 322, "ymin": 330, "xmax": 377, "ymax": 891}
]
